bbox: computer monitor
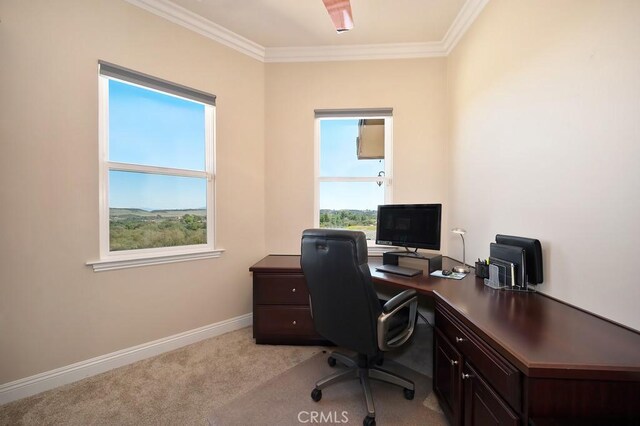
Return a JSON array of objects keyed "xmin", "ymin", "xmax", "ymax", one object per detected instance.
[
  {"xmin": 376, "ymin": 204, "xmax": 442, "ymax": 251},
  {"xmin": 495, "ymin": 234, "xmax": 544, "ymax": 285}
]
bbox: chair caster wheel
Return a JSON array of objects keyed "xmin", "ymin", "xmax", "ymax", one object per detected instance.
[
  {"xmin": 363, "ymin": 415, "xmax": 376, "ymax": 426},
  {"xmin": 403, "ymin": 388, "xmax": 415, "ymax": 400},
  {"xmin": 327, "ymin": 356, "xmax": 337, "ymax": 367},
  {"xmin": 311, "ymin": 388, "xmax": 322, "ymax": 402}
]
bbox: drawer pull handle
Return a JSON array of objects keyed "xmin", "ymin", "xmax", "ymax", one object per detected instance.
[
  {"xmin": 450, "ymin": 360, "xmax": 458, "ymax": 366},
  {"xmin": 292, "ymin": 288, "xmax": 296, "ymax": 293},
  {"xmin": 292, "ymin": 321, "xmax": 297, "ymax": 325},
  {"xmin": 461, "ymin": 373, "xmax": 474, "ymax": 380},
  {"xmin": 455, "ymin": 337, "xmax": 466, "ymax": 343}
]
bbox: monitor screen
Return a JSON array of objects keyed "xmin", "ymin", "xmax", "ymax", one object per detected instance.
[{"xmin": 376, "ymin": 204, "xmax": 442, "ymax": 250}]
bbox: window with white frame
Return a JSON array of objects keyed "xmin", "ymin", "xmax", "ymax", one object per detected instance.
[
  {"xmin": 314, "ymin": 109, "xmax": 393, "ymax": 245},
  {"xmin": 90, "ymin": 62, "xmax": 220, "ymax": 271}
]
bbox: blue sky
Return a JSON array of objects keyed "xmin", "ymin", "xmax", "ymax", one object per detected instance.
[
  {"xmin": 108, "ymin": 80, "xmax": 384, "ymax": 211},
  {"xmin": 108, "ymin": 80, "xmax": 206, "ymax": 210},
  {"xmin": 319, "ymin": 119, "xmax": 385, "ymax": 210},
  {"xmin": 109, "ymin": 171, "xmax": 206, "ymax": 210}
]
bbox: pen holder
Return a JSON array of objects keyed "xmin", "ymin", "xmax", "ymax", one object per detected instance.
[{"xmin": 475, "ymin": 261, "xmax": 490, "ymax": 279}]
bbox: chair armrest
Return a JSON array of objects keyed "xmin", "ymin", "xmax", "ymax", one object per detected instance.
[
  {"xmin": 382, "ymin": 289, "xmax": 417, "ymax": 314},
  {"xmin": 377, "ymin": 289, "xmax": 418, "ymax": 351}
]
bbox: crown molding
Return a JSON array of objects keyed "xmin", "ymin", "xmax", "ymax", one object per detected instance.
[
  {"xmin": 125, "ymin": 0, "xmax": 489, "ymax": 63},
  {"xmin": 265, "ymin": 0, "xmax": 490, "ymax": 62},
  {"xmin": 442, "ymin": 0, "xmax": 490, "ymax": 55},
  {"xmin": 124, "ymin": 0, "xmax": 265, "ymax": 61},
  {"xmin": 265, "ymin": 42, "xmax": 445, "ymax": 63}
]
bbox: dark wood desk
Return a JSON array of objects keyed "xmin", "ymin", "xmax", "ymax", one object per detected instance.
[{"xmin": 250, "ymin": 255, "xmax": 640, "ymax": 424}]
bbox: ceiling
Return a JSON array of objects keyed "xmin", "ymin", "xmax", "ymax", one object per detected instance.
[
  {"xmin": 127, "ymin": 0, "xmax": 489, "ymax": 61},
  {"xmin": 170, "ymin": 0, "xmax": 467, "ymax": 47}
]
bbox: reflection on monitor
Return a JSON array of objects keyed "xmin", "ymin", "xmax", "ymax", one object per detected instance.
[{"xmin": 376, "ymin": 204, "xmax": 442, "ymax": 251}]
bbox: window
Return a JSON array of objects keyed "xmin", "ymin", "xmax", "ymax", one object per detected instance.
[
  {"xmin": 89, "ymin": 62, "xmax": 221, "ymax": 271},
  {"xmin": 314, "ymin": 109, "xmax": 393, "ymax": 247}
]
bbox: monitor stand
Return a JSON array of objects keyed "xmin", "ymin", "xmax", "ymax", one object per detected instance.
[{"xmin": 382, "ymin": 250, "xmax": 442, "ymax": 273}]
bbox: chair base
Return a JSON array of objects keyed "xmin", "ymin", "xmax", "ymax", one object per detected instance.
[{"xmin": 312, "ymin": 351, "xmax": 415, "ymax": 422}]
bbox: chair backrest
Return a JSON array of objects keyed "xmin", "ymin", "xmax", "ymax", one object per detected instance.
[{"xmin": 300, "ymin": 229, "xmax": 381, "ymax": 356}]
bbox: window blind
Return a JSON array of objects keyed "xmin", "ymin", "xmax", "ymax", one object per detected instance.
[
  {"xmin": 98, "ymin": 60, "xmax": 216, "ymax": 106},
  {"xmin": 314, "ymin": 108, "xmax": 392, "ymax": 118}
]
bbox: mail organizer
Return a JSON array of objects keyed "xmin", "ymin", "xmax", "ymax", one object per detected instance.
[{"xmin": 482, "ymin": 235, "xmax": 544, "ymax": 292}]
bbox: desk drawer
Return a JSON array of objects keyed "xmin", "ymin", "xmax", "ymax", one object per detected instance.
[
  {"xmin": 254, "ymin": 306, "xmax": 319, "ymax": 338},
  {"xmin": 436, "ymin": 306, "xmax": 522, "ymax": 412},
  {"xmin": 254, "ymin": 274, "xmax": 309, "ymax": 305}
]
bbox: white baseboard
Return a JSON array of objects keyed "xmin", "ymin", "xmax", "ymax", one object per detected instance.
[{"xmin": 0, "ymin": 313, "xmax": 253, "ymax": 406}]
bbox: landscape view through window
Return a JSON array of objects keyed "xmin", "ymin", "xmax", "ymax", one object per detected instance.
[
  {"xmin": 107, "ymin": 79, "xmax": 208, "ymax": 251},
  {"xmin": 319, "ymin": 119, "xmax": 386, "ymax": 240}
]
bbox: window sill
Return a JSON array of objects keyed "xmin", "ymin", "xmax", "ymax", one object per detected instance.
[{"xmin": 87, "ymin": 249, "xmax": 225, "ymax": 272}]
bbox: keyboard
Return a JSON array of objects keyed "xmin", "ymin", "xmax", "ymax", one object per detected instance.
[{"xmin": 375, "ymin": 264, "xmax": 422, "ymax": 277}]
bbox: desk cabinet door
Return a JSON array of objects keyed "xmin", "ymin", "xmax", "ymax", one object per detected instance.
[
  {"xmin": 463, "ymin": 363, "xmax": 519, "ymax": 426},
  {"xmin": 434, "ymin": 329, "xmax": 463, "ymax": 426}
]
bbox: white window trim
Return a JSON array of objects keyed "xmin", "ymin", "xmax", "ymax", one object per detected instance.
[
  {"xmin": 86, "ymin": 249, "xmax": 224, "ymax": 272},
  {"xmin": 314, "ymin": 114, "xmax": 394, "ymax": 255},
  {"xmin": 87, "ymin": 74, "xmax": 223, "ymax": 272}
]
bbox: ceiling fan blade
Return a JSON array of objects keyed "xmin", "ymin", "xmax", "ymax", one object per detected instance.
[{"xmin": 321, "ymin": 0, "xmax": 353, "ymax": 33}]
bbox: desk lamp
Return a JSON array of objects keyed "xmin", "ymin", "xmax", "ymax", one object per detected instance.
[{"xmin": 451, "ymin": 228, "xmax": 470, "ymax": 273}]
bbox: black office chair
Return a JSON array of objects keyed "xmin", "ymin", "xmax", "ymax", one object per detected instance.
[{"xmin": 300, "ymin": 229, "xmax": 418, "ymax": 426}]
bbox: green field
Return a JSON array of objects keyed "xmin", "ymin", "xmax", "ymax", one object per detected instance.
[
  {"xmin": 319, "ymin": 209, "xmax": 377, "ymax": 239},
  {"xmin": 110, "ymin": 208, "xmax": 206, "ymax": 251},
  {"xmin": 110, "ymin": 208, "xmax": 376, "ymax": 251}
]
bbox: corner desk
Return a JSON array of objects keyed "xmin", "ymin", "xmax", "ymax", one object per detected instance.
[{"xmin": 250, "ymin": 255, "xmax": 640, "ymax": 425}]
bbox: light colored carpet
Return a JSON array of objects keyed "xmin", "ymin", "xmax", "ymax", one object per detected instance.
[
  {"xmin": 208, "ymin": 352, "xmax": 447, "ymax": 426},
  {"xmin": 0, "ymin": 323, "xmax": 437, "ymax": 425},
  {"xmin": 0, "ymin": 327, "xmax": 321, "ymax": 425}
]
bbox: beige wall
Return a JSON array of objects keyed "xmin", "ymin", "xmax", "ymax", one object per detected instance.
[
  {"xmin": 0, "ymin": 0, "xmax": 265, "ymax": 383},
  {"xmin": 447, "ymin": 0, "xmax": 640, "ymax": 329},
  {"xmin": 265, "ymin": 59, "xmax": 449, "ymax": 254},
  {"xmin": 3, "ymin": 0, "xmax": 640, "ymax": 387}
]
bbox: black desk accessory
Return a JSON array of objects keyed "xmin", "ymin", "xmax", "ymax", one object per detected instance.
[
  {"xmin": 475, "ymin": 260, "xmax": 490, "ymax": 279},
  {"xmin": 375, "ymin": 264, "xmax": 422, "ymax": 277},
  {"xmin": 495, "ymin": 234, "xmax": 543, "ymax": 284},
  {"xmin": 382, "ymin": 250, "xmax": 442, "ymax": 273}
]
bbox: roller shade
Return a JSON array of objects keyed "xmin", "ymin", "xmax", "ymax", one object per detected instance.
[
  {"xmin": 99, "ymin": 60, "xmax": 216, "ymax": 106},
  {"xmin": 314, "ymin": 108, "xmax": 392, "ymax": 118}
]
